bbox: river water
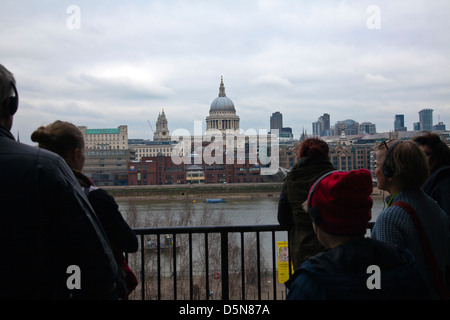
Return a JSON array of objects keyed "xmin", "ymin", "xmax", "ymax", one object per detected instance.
[
  {"xmin": 116, "ymin": 196, "xmax": 386, "ymax": 229},
  {"xmin": 116, "ymin": 195, "xmax": 387, "ymax": 283}
]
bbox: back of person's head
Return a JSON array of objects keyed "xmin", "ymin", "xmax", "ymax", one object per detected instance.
[
  {"xmin": 376, "ymin": 139, "xmax": 428, "ymax": 190},
  {"xmin": 296, "ymin": 138, "xmax": 330, "ymax": 160},
  {"xmin": 412, "ymin": 131, "xmax": 450, "ymax": 172},
  {"xmin": 306, "ymin": 169, "xmax": 373, "ymax": 235},
  {"xmin": 31, "ymin": 120, "xmax": 84, "ymax": 160},
  {"xmin": 0, "ymin": 64, "xmax": 16, "ymax": 116}
]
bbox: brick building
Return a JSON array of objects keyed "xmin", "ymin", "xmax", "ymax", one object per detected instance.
[{"xmin": 128, "ymin": 150, "xmax": 263, "ymax": 186}]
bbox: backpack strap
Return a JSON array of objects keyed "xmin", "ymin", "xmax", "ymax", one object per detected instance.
[{"xmin": 392, "ymin": 201, "xmax": 450, "ymax": 299}]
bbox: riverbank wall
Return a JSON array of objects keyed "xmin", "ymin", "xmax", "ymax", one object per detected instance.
[
  {"xmin": 103, "ymin": 182, "xmax": 384, "ymax": 202},
  {"xmin": 103, "ymin": 182, "xmax": 283, "ymax": 201}
]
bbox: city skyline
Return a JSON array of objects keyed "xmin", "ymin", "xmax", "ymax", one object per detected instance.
[{"xmin": 1, "ymin": 1, "xmax": 449, "ymax": 145}]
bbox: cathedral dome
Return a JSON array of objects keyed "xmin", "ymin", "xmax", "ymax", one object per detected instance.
[
  {"xmin": 210, "ymin": 96, "xmax": 235, "ymax": 112},
  {"xmin": 209, "ymin": 76, "xmax": 235, "ymax": 112}
]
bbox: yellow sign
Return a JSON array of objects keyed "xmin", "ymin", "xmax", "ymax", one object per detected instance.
[{"xmin": 276, "ymin": 241, "xmax": 293, "ymax": 283}]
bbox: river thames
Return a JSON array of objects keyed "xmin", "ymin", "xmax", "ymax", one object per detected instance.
[
  {"xmin": 117, "ymin": 194, "xmax": 387, "ymax": 299},
  {"xmin": 116, "ymin": 195, "xmax": 386, "ymax": 229}
]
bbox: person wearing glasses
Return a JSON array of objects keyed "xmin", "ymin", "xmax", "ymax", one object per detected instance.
[{"xmin": 371, "ymin": 139, "xmax": 450, "ymax": 299}]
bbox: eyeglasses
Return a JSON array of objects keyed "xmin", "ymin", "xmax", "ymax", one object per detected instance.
[{"xmin": 380, "ymin": 139, "xmax": 396, "ymax": 151}]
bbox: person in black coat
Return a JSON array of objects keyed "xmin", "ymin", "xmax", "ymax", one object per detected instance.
[
  {"xmin": 277, "ymin": 138, "xmax": 335, "ymax": 270},
  {"xmin": 0, "ymin": 64, "xmax": 121, "ymax": 299},
  {"xmin": 31, "ymin": 120, "xmax": 139, "ymax": 299},
  {"xmin": 413, "ymin": 132, "xmax": 450, "ymax": 221}
]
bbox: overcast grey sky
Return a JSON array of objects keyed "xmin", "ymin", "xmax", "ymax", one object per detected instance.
[{"xmin": 1, "ymin": 0, "xmax": 449, "ymax": 145}]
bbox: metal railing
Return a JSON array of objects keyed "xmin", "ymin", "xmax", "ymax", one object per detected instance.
[
  {"xmin": 131, "ymin": 224, "xmax": 288, "ymax": 300},
  {"xmin": 130, "ymin": 222, "xmax": 375, "ymax": 300}
]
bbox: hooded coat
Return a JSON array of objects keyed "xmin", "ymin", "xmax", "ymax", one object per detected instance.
[{"xmin": 277, "ymin": 156, "xmax": 335, "ymax": 269}]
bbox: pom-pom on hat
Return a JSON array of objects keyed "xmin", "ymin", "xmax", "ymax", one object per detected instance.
[{"xmin": 307, "ymin": 169, "xmax": 373, "ymax": 235}]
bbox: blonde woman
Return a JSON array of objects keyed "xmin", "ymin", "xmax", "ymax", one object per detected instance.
[{"xmin": 372, "ymin": 139, "xmax": 450, "ymax": 299}]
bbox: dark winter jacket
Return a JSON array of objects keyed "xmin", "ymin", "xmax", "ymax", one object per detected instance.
[
  {"xmin": 74, "ymin": 171, "xmax": 138, "ymax": 254},
  {"xmin": 286, "ymin": 238, "xmax": 431, "ymax": 300},
  {"xmin": 277, "ymin": 156, "xmax": 335, "ymax": 269},
  {"xmin": 0, "ymin": 126, "xmax": 120, "ymax": 299},
  {"xmin": 278, "ymin": 156, "xmax": 335, "ymax": 228},
  {"xmin": 422, "ymin": 165, "xmax": 450, "ymax": 221},
  {"xmin": 74, "ymin": 170, "xmax": 139, "ymax": 299}
]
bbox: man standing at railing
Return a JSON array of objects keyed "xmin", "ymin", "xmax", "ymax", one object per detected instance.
[{"xmin": 0, "ymin": 64, "xmax": 121, "ymax": 299}]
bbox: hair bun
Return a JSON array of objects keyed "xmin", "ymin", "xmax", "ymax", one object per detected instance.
[
  {"xmin": 30, "ymin": 126, "xmax": 52, "ymax": 145},
  {"xmin": 308, "ymin": 145, "xmax": 328, "ymax": 158}
]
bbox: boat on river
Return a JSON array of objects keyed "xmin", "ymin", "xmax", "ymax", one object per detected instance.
[{"xmin": 205, "ymin": 198, "xmax": 226, "ymax": 203}]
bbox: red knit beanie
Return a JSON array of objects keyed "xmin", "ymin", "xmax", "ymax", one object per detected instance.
[{"xmin": 308, "ymin": 169, "xmax": 373, "ymax": 235}]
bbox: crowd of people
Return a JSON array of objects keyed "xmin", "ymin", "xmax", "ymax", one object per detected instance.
[
  {"xmin": 2, "ymin": 62, "xmax": 450, "ymax": 300},
  {"xmin": 279, "ymin": 134, "xmax": 450, "ymax": 300}
]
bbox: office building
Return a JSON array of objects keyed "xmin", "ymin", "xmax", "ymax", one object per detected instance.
[
  {"xmin": 358, "ymin": 122, "xmax": 377, "ymax": 135},
  {"xmin": 433, "ymin": 122, "xmax": 446, "ymax": 131},
  {"xmin": 419, "ymin": 108, "xmax": 433, "ymax": 131},
  {"xmin": 269, "ymin": 111, "xmax": 293, "ymax": 139},
  {"xmin": 394, "ymin": 114, "xmax": 407, "ymax": 132},
  {"xmin": 270, "ymin": 112, "xmax": 283, "ymax": 132},
  {"xmin": 312, "ymin": 113, "xmax": 331, "ymax": 137},
  {"xmin": 78, "ymin": 125, "xmax": 128, "ymax": 150}
]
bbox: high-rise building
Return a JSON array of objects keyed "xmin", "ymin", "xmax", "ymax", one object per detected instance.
[
  {"xmin": 320, "ymin": 113, "xmax": 330, "ymax": 136},
  {"xmin": 312, "ymin": 113, "xmax": 331, "ymax": 136},
  {"xmin": 394, "ymin": 114, "xmax": 407, "ymax": 132},
  {"xmin": 358, "ymin": 122, "xmax": 377, "ymax": 135},
  {"xmin": 419, "ymin": 108, "xmax": 433, "ymax": 131},
  {"xmin": 270, "ymin": 112, "xmax": 283, "ymax": 132},
  {"xmin": 269, "ymin": 111, "xmax": 293, "ymax": 138},
  {"xmin": 413, "ymin": 122, "xmax": 421, "ymax": 131},
  {"xmin": 332, "ymin": 119, "xmax": 359, "ymax": 136}
]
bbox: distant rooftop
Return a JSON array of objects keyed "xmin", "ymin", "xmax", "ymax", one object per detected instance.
[{"xmin": 85, "ymin": 128, "xmax": 120, "ymax": 134}]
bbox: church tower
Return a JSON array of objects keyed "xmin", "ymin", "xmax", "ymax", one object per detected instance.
[{"xmin": 153, "ymin": 108, "xmax": 171, "ymax": 141}]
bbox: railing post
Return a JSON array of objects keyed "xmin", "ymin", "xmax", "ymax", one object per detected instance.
[
  {"xmin": 189, "ymin": 233, "xmax": 193, "ymax": 300},
  {"xmin": 256, "ymin": 231, "xmax": 261, "ymax": 300},
  {"xmin": 205, "ymin": 233, "xmax": 209, "ymax": 300},
  {"xmin": 172, "ymin": 233, "xmax": 177, "ymax": 300},
  {"xmin": 240, "ymin": 232, "xmax": 245, "ymax": 300},
  {"xmin": 271, "ymin": 231, "xmax": 277, "ymax": 300},
  {"xmin": 220, "ymin": 232, "xmax": 229, "ymax": 300},
  {"xmin": 140, "ymin": 234, "xmax": 145, "ymax": 300},
  {"xmin": 157, "ymin": 234, "xmax": 161, "ymax": 299}
]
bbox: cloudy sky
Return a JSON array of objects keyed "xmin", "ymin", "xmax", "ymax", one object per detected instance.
[{"xmin": 1, "ymin": 0, "xmax": 449, "ymax": 145}]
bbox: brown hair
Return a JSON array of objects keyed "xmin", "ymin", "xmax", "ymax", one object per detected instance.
[
  {"xmin": 295, "ymin": 138, "xmax": 330, "ymax": 160},
  {"xmin": 377, "ymin": 139, "xmax": 429, "ymax": 190},
  {"xmin": 31, "ymin": 120, "xmax": 84, "ymax": 160},
  {"xmin": 412, "ymin": 131, "xmax": 450, "ymax": 173}
]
